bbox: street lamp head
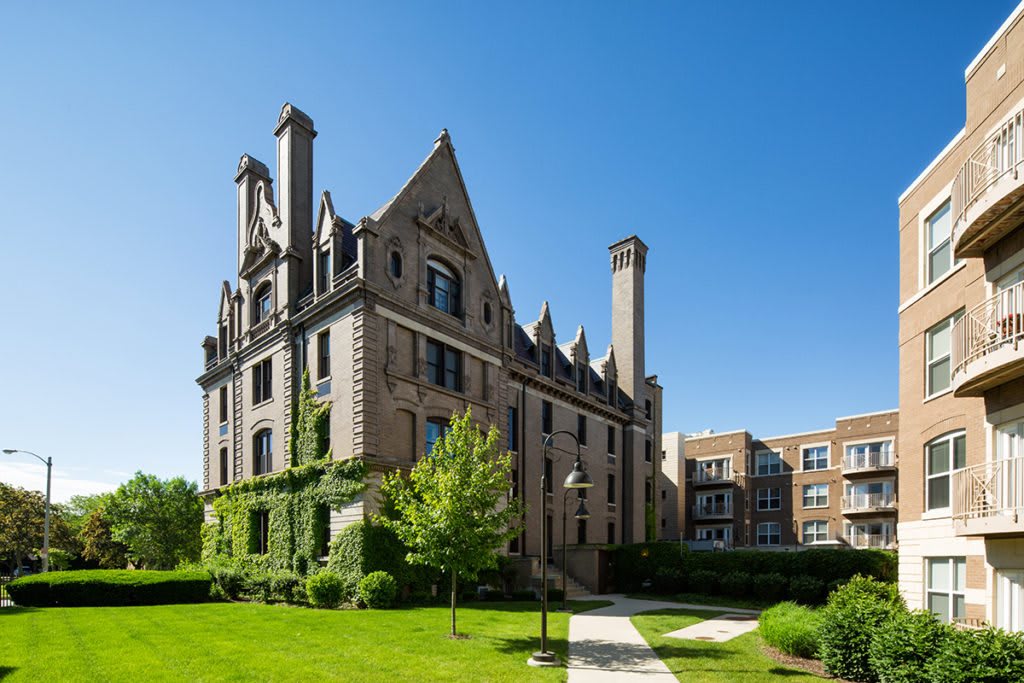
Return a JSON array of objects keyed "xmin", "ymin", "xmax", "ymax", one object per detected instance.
[
  {"xmin": 574, "ymin": 499, "xmax": 591, "ymax": 520},
  {"xmin": 563, "ymin": 459, "xmax": 594, "ymax": 488},
  {"xmin": 2, "ymin": 449, "xmax": 16, "ymax": 454}
]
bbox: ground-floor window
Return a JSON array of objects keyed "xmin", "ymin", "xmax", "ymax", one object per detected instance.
[
  {"xmin": 802, "ymin": 520, "xmax": 828, "ymax": 544},
  {"xmin": 756, "ymin": 522, "xmax": 780, "ymax": 546},
  {"xmin": 997, "ymin": 570, "xmax": 1024, "ymax": 632},
  {"xmin": 696, "ymin": 525, "xmax": 731, "ymax": 542},
  {"xmin": 926, "ymin": 556, "xmax": 966, "ymax": 623}
]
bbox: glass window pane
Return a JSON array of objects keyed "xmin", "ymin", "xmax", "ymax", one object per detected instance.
[
  {"xmin": 953, "ymin": 435, "xmax": 967, "ymax": 470},
  {"xmin": 929, "ymin": 357, "xmax": 951, "ymax": 394},
  {"xmin": 929, "ymin": 440, "xmax": 950, "ymax": 475},
  {"xmin": 954, "ymin": 594, "xmax": 965, "ymax": 619},
  {"xmin": 928, "ymin": 593, "xmax": 950, "ymax": 623},
  {"xmin": 928, "ymin": 202, "xmax": 951, "ymax": 247},
  {"xmin": 955, "ymin": 558, "xmax": 967, "ymax": 591},
  {"xmin": 928, "ymin": 476, "xmax": 950, "ymax": 509},
  {"xmin": 929, "ymin": 242, "xmax": 951, "ymax": 282},
  {"xmin": 929, "ymin": 559, "xmax": 950, "ymax": 591},
  {"xmin": 928, "ymin": 321, "xmax": 951, "ymax": 361}
]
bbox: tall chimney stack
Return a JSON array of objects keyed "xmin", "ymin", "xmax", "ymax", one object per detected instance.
[
  {"xmin": 274, "ymin": 103, "xmax": 316, "ymax": 291},
  {"xmin": 609, "ymin": 235, "xmax": 648, "ymax": 411}
]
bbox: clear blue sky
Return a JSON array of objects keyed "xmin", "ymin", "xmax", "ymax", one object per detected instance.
[{"xmin": 1, "ymin": 1, "xmax": 1017, "ymax": 500}]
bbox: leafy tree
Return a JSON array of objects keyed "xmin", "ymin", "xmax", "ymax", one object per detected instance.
[
  {"xmin": 104, "ymin": 473, "xmax": 203, "ymax": 570},
  {"xmin": 64, "ymin": 493, "xmax": 110, "ymax": 535},
  {"xmin": 0, "ymin": 482, "xmax": 73, "ymax": 573},
  {"xmin": 80, "ymin": 508, "xmax": 128, "ymax": 568},
  {"xmin": 290, "ymin": 368, "xmax": 331, "ymax": 467},
  {"xmin": 379, "ymin": 408, "xmax": 523, "ymax": 636}
]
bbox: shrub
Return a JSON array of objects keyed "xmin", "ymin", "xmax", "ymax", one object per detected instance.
[
  {"xmin": 759, "ymin": 601, "xmax": 821, "ymax": 659},
  {"xmin": 208, "ymin": 563, "xmax": 244, "ymax": 599},
  {"xmin": 327, "ymin": 521, "xmax": 431, "ymax": 601},
  {"xmin": 751, "ymin": 573, "xmax": 787, "ymax": 603},
  {"xmin": 789, "ymin": 575, "xmax": 826, "ymax": 605},
  {"xmin": 546, "ymin": 588, "xmax": 565, "ymax": 603},
  {"xmin": 867, "ymin": 610, "xmax": 950, "ymax": 683},
  {"xmin": 358, "ymin": 571, "xmax": 398, "ymax": 609},
  {"xmin": 720, "ymin": 571, "xmax": 751, "ymax": 598},
  {"xmin": 925, "ymin": 627, "xmax": 1024, "ymax": 683},
  {"xmin": 653, "ymin": 565, "xmax": 682, "ymax": 594},
  {"xmin": 689, "ymin": 569, "xmax": 720, "ymax": 595},
  {"xmin": 6, "ymin": 570, "xmax": 211, "ymax": 607},
  {"xmin": 611, "ymin": 542, "xmax": 685, "ymax": 592},
  {"xmin": 511, "ymin": 589, "xmax": 536, "ymax": 601},
  {"xmin": 269, "ymin": 570, "xmax": 303, "ymax": 603},
  {"xmin": 242, "ymin": 569, "xmax": 274, "ymax": 602},
  {"xmin": 305, "ymin": 571, "xmax": 343, "ymax": 608},
  {"xmin": 818, "ymin": 575, "xmax": 905, "ymax": 682}
]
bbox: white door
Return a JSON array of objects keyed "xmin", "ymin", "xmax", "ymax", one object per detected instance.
[{"xmin": 998, "ymin": 570, "xmax": 1024, "ymax": 632}]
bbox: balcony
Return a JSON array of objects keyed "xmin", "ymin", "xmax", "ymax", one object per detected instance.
[
  {"xmin": 951, "ymin": 281, "xmax": 1024, "ymax": 396},
  {"xmin": 952, "ymin": 107, "xmax": 1024, "ymax": 257},
  {"xmin": 953, "ymin": 455, "xmax": 1024, "ymax": 536},
  {"xmin": 693, "ymin": 464, "xmax": 733, "ymax": 487},
  {"xmin": 692, "ymin": 502, "xmax": 733, "ymax": 520},
  {"xmin": 842, "ymin": 492, "xmax": 896, "ymax": 514},
  {"xmin": 843, "ymin": 533, "xmax": 895, "ymax": 550},
  {"xmin": 843, "ymin": 451, "xmax": 896, "ymax": 475}
]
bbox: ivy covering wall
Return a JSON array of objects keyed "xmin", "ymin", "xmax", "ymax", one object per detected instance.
[{"xmin": 202, "ymin": 369, "xmax": 365, "ymax": 575}]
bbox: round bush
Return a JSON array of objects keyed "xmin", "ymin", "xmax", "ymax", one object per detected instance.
[
  {"xmin": 358, "ymin": 571, "xmax": 398, "ymax": 609},
  {"xmin": 818, "ymin": 575, "xmax": 905, "ymax": 682},
  {"xmin": 751, "ymin": 573, "xmax": 787, "ymax": 603},
  {"xmin": 789, "ymin": 575, "xmax": 826, "ymax": 605},
  {"xmin": 6, "ymin": 570, "xmax": 211, "ymax": 607},
  {"xmin": 306, "ymin": 571, "xmax": 344, "ymax": 608},
  {"xmin": 720, "ymin": 571, "xmax": 751, "ymax": 598},
  {"xmin": 867, "ymin": 609, "xmax": 950, "ymax": 683},
  {"xmin": 759, "ymin": 601, "xmax": 821, "ymax": 659},
  {"xmin": 689, "ymin": 569, "xmax": 720, "ymax": 595},
  {"xmin": 925, "ymin": 627, "xmax": 1024, "ymax": 683}
]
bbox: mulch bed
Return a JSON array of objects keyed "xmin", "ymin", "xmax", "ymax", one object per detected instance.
[{"xmin": 760, "ymin": 644, "xmax": 854, "ymax": 682}]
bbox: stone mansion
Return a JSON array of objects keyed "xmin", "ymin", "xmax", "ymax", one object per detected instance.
[{"xmin": 196, "ymin": 104, "xmax": 664, "ymax": 558}]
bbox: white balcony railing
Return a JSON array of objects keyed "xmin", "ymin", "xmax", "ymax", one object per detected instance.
[
  {"xmin": 953, "ymin": 455, "xmax": 1024, "ymax": 521},
  {"xmin": 843, "ymin": 451, "xmax": 895, "ymax": 471},
  {"xmin": 692, "ymin": 502, "xmax": 732, "ymax": 519},
  {"xmin": 952, "ymin": 280, "xmax": 1024, "ymax": 379},
  {"xmin": 953, "ymin": 107, "xmax": 1024, "ymax": 230},
  {"xmin": 842, "ymin": 492, "xmax": 895, "ymax": 511},
  {"xmin": 695, "ymin": 464, "xmax": 732, "ymax": 484},
  {"xmin": 844, "ymin": 533, "xmax": 894, "ymax": 549}
]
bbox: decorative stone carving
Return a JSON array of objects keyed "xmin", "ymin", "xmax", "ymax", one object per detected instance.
[{"xmin": 416, "ymin": 196, "xmax": 468, "ymax": 248}]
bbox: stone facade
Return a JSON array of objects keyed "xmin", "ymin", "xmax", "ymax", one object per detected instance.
[
  {"xmin": 196, "ymin": 105, "xmax": 663, "ymax": 563},
  {"xmin": 898, "ymin": 3, "xmax": 1024, "ymax": 629},
  {"xmin": 664, "ymin": 410, "xmax": 898, "ymax": 551}
]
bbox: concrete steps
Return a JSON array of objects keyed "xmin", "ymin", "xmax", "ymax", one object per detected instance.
[{"xmin": 531, "ymin": 564, "xmax": 591, "ymax": 599}]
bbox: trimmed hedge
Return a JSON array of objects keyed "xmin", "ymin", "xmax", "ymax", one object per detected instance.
[
  {"xmin": 7, "ymin": 570, "xmax": 211, "ymax": 607},
  {"xmin": 925, "ymin": 626, "xmax": 1024, "ymax": 683},
  {"xmin": 306, "ymin": 571, "xmax": 343, "ymax": 608},
  {"xmin": 759, "ymin": 601, "xmax": 821, "ymax": 659}
]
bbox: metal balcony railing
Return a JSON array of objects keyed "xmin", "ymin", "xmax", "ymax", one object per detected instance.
[
  {"xmin": 842, "ymin": 492, "xmax": 895, "ymax": 510},
  {"xmin": 952, "ymin": 280, "xmax": 1024, "ymax": 379},
  {"xmin": 953, "ymin": 107, "xmax": 1024, "ymax": 231},
  {"xmin": 692, "ymin": 502, "xmax": 732, "ymax": 519},
  {"xmin": 844, "ymin": 533, "xmax": 894, "ymax": 549},
  {"xmin": 953, "ymin": 455, "xmax": 1024, "ymax": 521},
  {"xmin": 843, "ymin": 451, "xmax": 895, "ymax": 471},
  {"xmin": 695, "ymin": 464, "xmax": 732, "ymax": 484}
]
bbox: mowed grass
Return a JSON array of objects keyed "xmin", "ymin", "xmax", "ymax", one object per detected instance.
[
  {"xmin": 0, "ymin": 600, "xmax": 608, "ymax": 682},
  {"xmin": 631, "ymin": 609, "xmax": 827, "ymax": 682}
]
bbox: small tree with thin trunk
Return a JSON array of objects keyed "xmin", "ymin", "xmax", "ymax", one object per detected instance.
[{"xmin": 379, "ymin": 407, "xmax": 523, "ymax": 637}]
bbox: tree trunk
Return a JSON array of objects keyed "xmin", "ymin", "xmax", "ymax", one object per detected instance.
[{"xmin": 450, "ymin": 571, "xmax": 457, "ymax": 636}]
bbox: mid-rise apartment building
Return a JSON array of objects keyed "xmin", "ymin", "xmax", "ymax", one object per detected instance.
[
  {"xmin": 664, "ymin": 410, "xmax": 899, "ymax": 550},
  {"xmin": 195, "ymin": 104, "xmax": 663, "ymax": 564},
  {"xmin": 897, "ymin": 3, "xmax": 1024, "ymax": 630}
]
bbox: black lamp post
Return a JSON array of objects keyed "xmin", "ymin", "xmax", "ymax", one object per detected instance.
[
  {"xmin": 560, "ymin": 489, "xmax": 590, "ymax": 612},
  {"xmin": 3, "ymin": 449, "xmax": 52, "ymax": 573},
  {"xmin": 528, "ymin": 430, "xmax": 593, "ymax": 668}
]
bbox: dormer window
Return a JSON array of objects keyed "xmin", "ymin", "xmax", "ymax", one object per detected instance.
[
  {"xmin": 318, "ymin": 250, "xmax": 331, "ymax": 294},
  {"xmin": 254, "ymin": 284, "xmax": 272, "ymax": 324},
  {"xmin": 607, "ymin": 379, "xmax": 616, "ymax": 408},
  {"xmin": 540, "ymin": 345, "xmax": 552, "ymax": 377},
  {"xmin": 576, "ymin": 363, "xmax": 587, "ymax": 393},
  {"xmin": 427, "ymin": 260, "xmax": 460, "ymax": 316}
]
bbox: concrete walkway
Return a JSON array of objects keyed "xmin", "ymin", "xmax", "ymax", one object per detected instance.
[{"xmin": 566, "ymin": 595, "xmax": 760, "ymax": 682}]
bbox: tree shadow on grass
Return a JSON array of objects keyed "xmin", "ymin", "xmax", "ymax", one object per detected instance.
[
  {"xmin": 768, "ymin": 666, "xmax": 823, "ymax": 678},
  {"xmin": 488, "ymin": 634, "xmax": 568, "ymax": 657},
  {"xmin": 0, "ymin": 667, "xmax": 17, "ymax": 681}
]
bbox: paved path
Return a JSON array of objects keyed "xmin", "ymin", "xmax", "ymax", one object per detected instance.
[
  {"xmin": 663, "ymin": 613, "xmax": 759, "ymax": 643},
  {"xmin": 566, "ymin": 595, "xmax": 760, "ymax": 682}
]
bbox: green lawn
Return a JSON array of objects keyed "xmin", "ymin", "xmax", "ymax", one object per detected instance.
[
  {"xmin": 0, "ymin": 600, "xmax": 608, "ymax": 682},
  {"xmin": 631, "ymin": 609, "xmax": 826, "ymax": 682}
]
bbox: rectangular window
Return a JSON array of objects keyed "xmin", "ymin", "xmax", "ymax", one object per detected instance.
[
  {"xmin": 696, "ymin": 492, "xmax": 731, "ymax": 516},
  {"xmin": 697, "ymin": 526, "xmax": 732, "ymax": 543},
  {"xmin": 507, "ymin": 407, "xmax": 518, "ymax": 451},
  {"xmin": 645, "ymin": 400, "xmax": 652, "ymax": 420},
  {"xmin": 219, "ymin": 386, "xmax": 228, "ymax": 424},
  {"xmin": 997, "ymin": 570, "xmax": 1024, "ymax": 632},
  {"xmin": 802, "ymin": 445, "xmax": 829, "ymax": 471},
  {"xmin": 645, "ymin": 479, "xmax": 652, "ymax": 505},
  {"xmin": 319, "ymin": 505, "xmax": 331, "ymax": 557},
  {"xmin": 926, "ymin": 311, "xmax": 963, "ymax": 397},
  {"xmin": 540, "ymin": 345, "xmax": 552, "ymax": 377},
  {"xmin": 607, "ymin": 426, "xmax": 616, "ymax": 455},
  {"xmin": 252, "ymin": 358, "xmax": 272, "ymax": 404},
  {"xmin": 545, "ymin": 457, "xmax": 553, "ymax": 495},
  {"xmin": 577, "ymin": 414, "xmax": 587, "ymax": 446},
  {"xmin": 757, "ymin": 522, "xmax": 781, "ymax": 546},
  {"xmin": 425, "ymin": 418, "xmax": 449, "ymax": 457},
  {"xmin": 608, "ymin": 473, "xmax": 616, "ymax": 505},
  {"xmin": 927, "ymin": 557, "xmax": 966, "ymax": 623},
  {"xmin": 318, "ymin": 250, "xmax": 331, "ymax": 294},
  {"xmin": 542, "ymin": 400, "xmax": 553, "ymax": 435},
  {"xmin": 219, "ymin": 447, "xmax": 229, "ymax": 486},
  {"xmin": 802, "ymin": 483, "xmax": 829, "ymax": 508},
  {"xmin": 845, "ymin": 440, "xmax": 894, "ymax": 469},
  {"xmin": 845, "ymin": 480, "xmax": 895, "ymax": 509},
  {"xmin": 756, "ymin": 487, "xmax": 781, "ymax": 511},
  {"xmin": 254, "ymin": 430, "xmax": 272, "ymax": 475},
  {"xmin": 426, "ymin": 339, "xmax": 461, "ymax": 392},
  {"xmin": 256, "ymin": 511, "xmax": 270, "ymax": 555},
  {"xmin": 318, "ymin": 331, "xmax": 330, "ymax": 379},
  {"xmin": 803, "ymin": 520, "xmax": 829, "ymax": 545},
  {"xmin": 756, "ymin": 450, "xmax": 782, "ymax": 476},
  {"xmin": 697, "ymin": 457, "xmax": 732, "ymax": 483},
  {"xmin": 926, "ymin": 431, "xmax": 967, "ymax": 511},
  {"xmin": 576, "ymin": 363, "xmax": 587, "ymax": 392},
  {"xmin": 607, "ymin": 522, "xmax": 615, "ymax": 544},
  {"xmin": 926, "ymin": 200, "xmax": 953, "ymax": 285},
  {"xmin": 607, "ymin": 379, "xmax": 616, "ymax": 407},
  {"xmin": 645, "ymin": 440, "xmax": 652, "ymax": 463}
]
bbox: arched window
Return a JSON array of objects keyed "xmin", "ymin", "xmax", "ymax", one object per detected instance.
[
  {"xmin": 425, "ymin": 418, "xmax": 451, "ymax": 458},
  {"xmin": 427, "ymin": 259, "xmax": 460, "ymax": 316},
  {"xmin": 483, "ymin": 301, "xmax": 492, "ymax": 325},
  {"xmin": 254, "ymin": 429, "xmax": 272, "ymax": 475},
  {"xmin": 390, "ymin": 251, "xmax": 403, "ymax": 279},
  {"xmin": 253, "ymin": 283, "xmax": 272, "ymax": 324}
]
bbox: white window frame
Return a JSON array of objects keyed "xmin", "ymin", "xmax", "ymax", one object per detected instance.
[
  {"xmin": 802, "ymin": 483, "xmax": 829, "ymax": 508},
  {"xmin": 695, "ymin": 456, "xmax": 731, "ymax": 483},
  {"xmin": 755, "ymin": 449, "xmax": 782, "ymax": 476},
  {"xmin": 926, "ymin": 556, "xmax": 966, "ymax": 623},
  {"xmin": 756, "ymin": 522, "xmax": 780, "ymax": 546},
  {"xmin": 696, "ymin": 526, "xmax": 732, "ymax": 543},
  {"xmin": 800, "ymin": 442, "xmax": 830, "ymax": 472},
  {"xmin": 925, "ymin": 199, "xmax": 953, "ymax": 286},
  {"xmin": 925, "ymin": 311, "xmax": 963, "ymax": 399},
  {"xmin": 802, "ymin": 520, "xmax": 829, "ymax": 545},
  {"xmin": 926, "ymin": 430, "xmax": 966, "ymax": 513},
  {"xmin": 997, "ymin": 569, "xmax": 1024, "ymax": 632},
  {"xmin": 843, "ymin": 438, "xmax": 895, "ymax": 469},
  {"xmin": 756, "ymin": 487, "xmax": 781, "ymax": 511}
]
